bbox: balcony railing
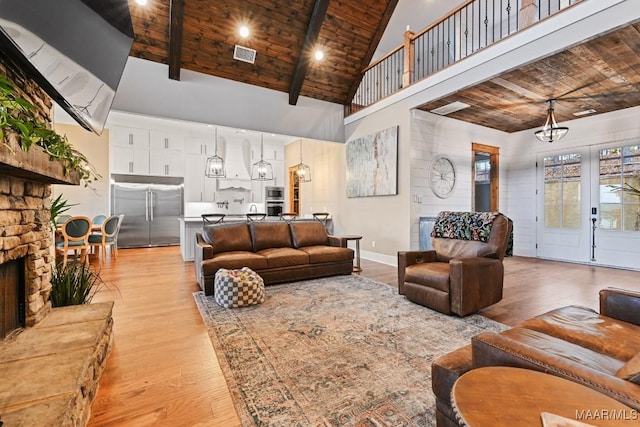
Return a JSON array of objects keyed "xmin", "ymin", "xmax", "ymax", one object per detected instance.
[{"xmin": 346, "ymin": 0, "xmax": 582, "ymax": 116}]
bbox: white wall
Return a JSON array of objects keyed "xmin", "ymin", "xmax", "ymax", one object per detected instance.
[
  {"xmin": 51, "ymin": 123, "xmax": 110, "ymax": 219},
  {"xmin": 503, "ymin": 105, "xmax": 640, "ymax": 258},
  {"xmin": 410, "ymin": 110, "xmax": 510, "ymax": 249},
  {"xmin": 339, "ymin": 100, "xmax": 413, "ymax": 265},
  {"xmin": 112, "ymin": 57, "xmax": 345, "ymax": 143}
]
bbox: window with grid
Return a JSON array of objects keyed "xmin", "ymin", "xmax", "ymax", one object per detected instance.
[
  {"xmin": 599, "ymin": 145, "xmax": 640, "ymax": 231},
  {"xmin": 543, "ymin": 153, "xmax": 581, "ymax": 229}
]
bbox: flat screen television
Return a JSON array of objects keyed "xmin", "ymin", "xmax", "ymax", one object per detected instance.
[{"xmin": 0, "ymin": 0, "xmax": 134, "ymax": 135}]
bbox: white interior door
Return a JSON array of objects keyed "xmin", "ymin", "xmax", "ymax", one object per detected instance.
[{"xmin": 536, "ymin": 150, "xmax": 591, "ymax": 263}]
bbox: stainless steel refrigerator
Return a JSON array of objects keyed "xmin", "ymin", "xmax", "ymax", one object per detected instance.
[{"xmin": 111, "ymin": 174, "xmax": 184, "ymax": 248}]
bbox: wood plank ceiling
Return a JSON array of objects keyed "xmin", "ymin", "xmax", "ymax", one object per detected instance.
[
  {"xmin": 125, "ymin": 0, "xmax": 398, "ymax": 105},
  {"xmin": 417, "ymin": 21, "xmax": 640, "ymax": 133}
]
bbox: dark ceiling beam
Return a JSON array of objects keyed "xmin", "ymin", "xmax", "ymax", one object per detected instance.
[
  {"xmin": 168, "ymin": 0, "xmax": 184, "ymax": 81},
  {"xmin": 288, "ymin": 0, "xmax": 330, "ymax": 105},
  {"xmin": 345, "ymin": 0, "xmax": 399, "ymax": 104}
]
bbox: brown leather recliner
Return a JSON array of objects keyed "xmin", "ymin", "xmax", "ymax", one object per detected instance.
[{"xmin": 397, "ymin": 212, "xmax": 512, "ymax": 316}]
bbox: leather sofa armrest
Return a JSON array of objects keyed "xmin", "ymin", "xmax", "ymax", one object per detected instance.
[
  {"xmin": 449, "ymin": 257, "xmax": 503, "ymax": 316},
  {"xmin": 600, "ymin": 287, "xmax": 640, "ymax": 326},
  {"xmin": 328, "ymin": 235, "xmax": 347, "ymax": 247},
  {"xmin": 397, "ymin": 250, "xmax": 436, "ymax": 295},
  {"xmin": 195, "ymin": 233, "xmax": 214, "ymax": 260}
]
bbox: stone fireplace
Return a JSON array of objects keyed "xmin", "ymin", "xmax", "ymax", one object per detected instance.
[{"xmin": 0, "ymin": 61, "xmax": 114, "ymax": 426}]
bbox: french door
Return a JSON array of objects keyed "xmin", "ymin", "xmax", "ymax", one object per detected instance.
[{"xmin": 536, "ymin": 144, "xmax": 640, "ymax": 269}]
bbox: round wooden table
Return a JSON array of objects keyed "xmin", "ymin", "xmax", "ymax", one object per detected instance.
[{"xmin": 452, "ymin": 367, "xmax": 637, "ymax": 426}]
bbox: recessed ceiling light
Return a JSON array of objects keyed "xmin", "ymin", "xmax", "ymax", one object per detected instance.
[
  {"xmin": 135, "ymin": 0, "xmax": 148, "ymax": 5},
  {"xmin": 239, "ymin": 25, "xmax": 250, "ymax": 38},
  {"xmin": 314, "ymin": 50, "xmax": 324, "ymax": 61},
  {"xmin": 573, "ymin": 108, "xmax": 597, "ymax": 117},
  {"xmin": 430, "ymin": 101, "xmax": 470, "ymax": 115}
]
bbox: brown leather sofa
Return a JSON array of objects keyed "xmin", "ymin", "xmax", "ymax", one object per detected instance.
[
  {"xmin": 398, "ymin": 212, "xmax": 512, "ymax": 316},
  {"xmin": 194, "ymin": 220, "xmax": 354, "ymax": 296},
  {"xmin": 432, "ymin": 288, "xmax": 640, "ymax": 427}
]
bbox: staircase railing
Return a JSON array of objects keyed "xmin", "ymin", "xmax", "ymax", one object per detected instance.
[{"xmin": 346, "ymin": 0, "xmax": 582, "ymax": 116}]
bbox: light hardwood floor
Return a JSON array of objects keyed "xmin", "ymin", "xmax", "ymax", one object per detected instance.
[{"xmin": 87, "ymin": 247, "xmax": 640, "ymax": 426}]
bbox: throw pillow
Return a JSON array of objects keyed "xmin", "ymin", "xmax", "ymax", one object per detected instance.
[{"xmin": 615, "ymin": 352, "xmax": 640, "ymax": 384}]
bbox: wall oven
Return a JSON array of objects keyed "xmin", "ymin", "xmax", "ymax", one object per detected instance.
[
  {"xmin": 266, "ymin": 201, "xmax": 284, "ymax": 217},
  {"xmin": 265, "ymin": 186, "xmax": 284, "ymax": 201}
]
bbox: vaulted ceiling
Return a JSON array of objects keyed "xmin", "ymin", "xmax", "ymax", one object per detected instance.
[
  {"xmin": 123, "ymin": 0, "xmax": 398, "ymax": 106},
  {"xmin": 417, "ymin": 21, "xmax": 640, "ymax": 133}
]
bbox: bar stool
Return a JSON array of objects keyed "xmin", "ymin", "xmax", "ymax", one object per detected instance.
[
  {"xmin": 279, "ymin": 213, "xmax": 297, "ymax": 223},
  {"xmin": 246, "ymin": 213, "xmax": 267, "ymax": 221},
  {"xmin": 202, "ymin": 214, "xmax": 225, "ymax": 225}
]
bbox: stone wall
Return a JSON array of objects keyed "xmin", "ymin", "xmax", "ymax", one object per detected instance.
[
  {"xmin": 0, "ymin": 177, "xmax": 54, "ymax": 326},
  {"xmin": 1, "ymin": 59, "xmax": 55, "ymax": 327}
]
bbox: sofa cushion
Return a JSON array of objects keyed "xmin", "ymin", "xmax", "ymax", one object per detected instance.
[
  {"xmin": 290, "ymin": 222, "xmax": 329, "ymax": 248},
  {"xmin": 202, "ymin": 223, "xmax": 253, "ymax": 254},
  {"xmin": 519, "ymin": 305, "xmax": 640, "ymax": 361},
  {"xmin": 405, "ymin": 262, "xmax": 450, "ymax": 293},
  {"xmin": 250, "ymin": 222, "xmax": 293, "ymax": 252},
  {"xmin": 299, "ymin": 246, "xmax": 353, "ymax": 264},
  {"xmin": 257, "ymin": 247, "xmax": 309, "ymax": 268},
  {"xmin": 616, "ymin": 353, "xmax": 640, "ymax": 384},
  {"xmin": 202, "ymin": 251, "xmax": 268, "ymax": 275}
]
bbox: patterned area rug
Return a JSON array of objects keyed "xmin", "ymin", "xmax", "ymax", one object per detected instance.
[{"xmin": 193, "ymin": 275, "xmax": 508, "ymax": 426}]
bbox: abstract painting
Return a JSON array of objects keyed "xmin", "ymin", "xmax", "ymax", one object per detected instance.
[{"xmin": 346, "ymin": 125, "xmax": 398, "ymax": 197}]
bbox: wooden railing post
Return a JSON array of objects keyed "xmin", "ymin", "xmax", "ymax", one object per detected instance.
[
  {"xmin": 403, "ymin": 29, "xmax": 415, "ymax": 87},
  {"xmin": 519, "ymin": 0, "xmax": 539, "ymax": 29}
]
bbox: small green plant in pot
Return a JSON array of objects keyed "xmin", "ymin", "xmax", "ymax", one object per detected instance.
[{"xmin": 49, "ymin": 261, "xmax": 105, "ymax": 307}]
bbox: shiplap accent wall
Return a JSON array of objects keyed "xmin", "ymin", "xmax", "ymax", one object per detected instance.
[{"xmin": 409, "ymin": 110, "xmax": 509, "ymax": 250}]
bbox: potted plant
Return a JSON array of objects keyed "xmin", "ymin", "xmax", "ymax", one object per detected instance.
[
  {"xmin": 0, "ymin": 74, "xmax": 100, "ymax": 186},
  {"xmin": 49, "ymin": 261, "xmax": 109, "ymax": 307}
]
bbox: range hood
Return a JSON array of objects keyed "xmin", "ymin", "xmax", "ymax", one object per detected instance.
[{"xmin": 217, "ymin": 140, "xmax": 252, "ymax": 191}]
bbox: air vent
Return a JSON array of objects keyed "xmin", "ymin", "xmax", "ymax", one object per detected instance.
[
  {"xmin": 430, "ymin": 101, "xmax": 470, "ymax": 116},
  {"xmin": 233, "ymin": 45, "xmax": 257, "ymax": 64},
  {"xmin": 573, "ymin": 109, "xmax": 597, "ymax": 117}
]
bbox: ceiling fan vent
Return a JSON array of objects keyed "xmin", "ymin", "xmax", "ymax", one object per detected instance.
[{"xmin": 233, "ymin": 45, "xmax": 257, "ymax": 64}]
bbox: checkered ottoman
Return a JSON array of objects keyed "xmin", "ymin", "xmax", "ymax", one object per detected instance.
[{"xmin": 214, "ymin": 267, "xmax": 265, "ymax": 308}]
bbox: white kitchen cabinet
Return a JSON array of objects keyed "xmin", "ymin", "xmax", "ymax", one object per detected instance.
[
  {"xmin": 110, "ymin": 126, "xmax": 151, "ymax": 175},
  {"xmin": 185, "ymin": 136, "xmax": 216, "ymax": 156},
  {"xmin": 110, "ymin": 126, "xmax": 186, "ymax": 177},
  {"xmin": 111, "ymin": 145, "xmax": 150, "ymax": 175},
  {"xmin": 272, "ymin": 160, "xmax": 285, "ymax": 187},
  {"xmin": 180, "ymin": 219, "xmax": 203, "ymax": 261},
  {"xmin": 149, "ymin": 131, "xmax": 184, "ymax": 176},
  {"xmin": 184, "ymin": 152, "xmax": 217, "ymax": 202},
  {"xmin": 110, "ymin": 126, "xmax": 149, "ymax": 148},
  {"xmin": 251, "ymin": 179, "xmax": 264, "ymax": 203},
  {"xmin": 149, "ymin": 130, "xmax": 184, "ymax": 151}
]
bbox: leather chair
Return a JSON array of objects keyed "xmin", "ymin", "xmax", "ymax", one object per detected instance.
[{"xmin": 397, "ymin": 212, "xmax": 512, "ymax": 316}]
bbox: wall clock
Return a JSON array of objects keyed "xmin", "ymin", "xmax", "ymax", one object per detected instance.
[{"xmin": 429, "ymin": 155, "xmax": 456, "ymax": 198}]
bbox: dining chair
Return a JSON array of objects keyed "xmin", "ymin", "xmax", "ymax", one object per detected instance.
[
  {"xmin": 55, "ymin": 216, "xmax": 92, "ymax": 265},
  {"xmin": 91, "ymin": 214, "xmax": 107, "ymax": 226},
  {"xmin": 55, "ymin": 214, "xmax": 72, "ymax": 225},
  {"xmin": 88, "ymin": 215, "xmax": 120, "ymax": 265}
]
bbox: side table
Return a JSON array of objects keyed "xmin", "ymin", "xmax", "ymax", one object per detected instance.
[
  {"xmin": 452, "ymin": 366, "xmax": 636, "ymax": 426},
  {"xmin": 340, "ymin": 235, "xmax": 362, "ymax": 272}
]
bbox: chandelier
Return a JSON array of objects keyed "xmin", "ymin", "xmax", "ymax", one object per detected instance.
[
  {"xmin": 534, "ymin": 100, "xmax": 569, "ymax": 143},
  {"xmin": 293, "ymin": 140, "xmax": 311, "ymax": 183},
  {"xmin": 251, "ymin": 134, "xmax": 274, "ymax": 181},
  {"xmin": 205, "ymin": 128, "xmax": 226, "ymax": 177}
]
